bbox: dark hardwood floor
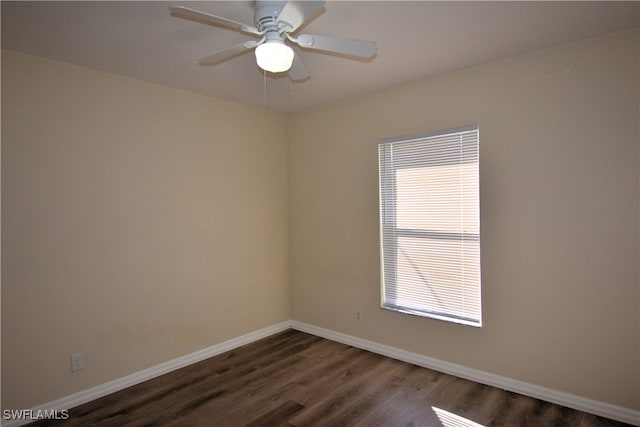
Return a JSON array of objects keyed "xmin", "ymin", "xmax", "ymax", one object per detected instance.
[{"xmin": 30, "ymin": 330, "xmax": 632, "ymax": 426}]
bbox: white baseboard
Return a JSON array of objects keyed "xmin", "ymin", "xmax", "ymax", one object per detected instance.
[
  {"xmin": 1, "ymin": 321, "xmax": 291, "ymax": 427},
  {"xmin": 6, "ymin": 320, "xmax": 638, "ymax": 426},
  {"xmin": 290, "ymin": 320, "xmax": 640, "ymax": 426}
]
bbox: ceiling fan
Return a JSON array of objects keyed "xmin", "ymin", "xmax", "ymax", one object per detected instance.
[{"xmin": 169, "ymin": 1, "xmax": 377, "ymax": 81}]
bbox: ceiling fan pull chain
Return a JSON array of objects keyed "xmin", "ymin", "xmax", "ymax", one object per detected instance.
[{"xmin": 264, "ymin": 68, "xmax": 268, "ymax": 111}]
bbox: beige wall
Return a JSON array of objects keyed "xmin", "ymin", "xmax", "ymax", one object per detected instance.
[
  {"xmin": 288, "ymin": 27, "xmax": 639, "ymax": 410},
  {"xmin": 1, "ymin": 50, "xmax": 290, "ymax": 409}
]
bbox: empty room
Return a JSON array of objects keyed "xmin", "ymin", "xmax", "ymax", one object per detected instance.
[{"xmin": 2, "ymin": 1, "xmax": 639, "ymax": 426}]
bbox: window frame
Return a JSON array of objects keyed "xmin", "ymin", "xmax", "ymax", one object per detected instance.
[{"xmin": 378, "ymin": 125, "xmax": 482, "ymax": 327}]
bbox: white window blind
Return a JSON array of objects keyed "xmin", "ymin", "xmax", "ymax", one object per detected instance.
[{"xmin": 379, "ymin": 126, "xmax": 481, "ymax": 327}]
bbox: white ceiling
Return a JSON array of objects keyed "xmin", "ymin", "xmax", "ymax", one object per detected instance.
[{"xmin": 2, "ymin": 1, "xmax": 639, "ymax": 113}]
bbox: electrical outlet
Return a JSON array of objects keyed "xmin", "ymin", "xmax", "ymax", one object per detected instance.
[
  {"xmin": 71, "ymin": 353, "xmax": 84, "ymax": 372},
  {"xmin": 355, "ymin": 309, "xmax": 363, "ymax": 323}
]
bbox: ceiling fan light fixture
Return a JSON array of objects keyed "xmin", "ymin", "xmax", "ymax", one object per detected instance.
[{"xmin": 255, "ymin": 40, "xmax": 294, "ymax": 73}]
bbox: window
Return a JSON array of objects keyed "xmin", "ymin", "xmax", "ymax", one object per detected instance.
[{"xmin": 378, "ymin": 126, "xmax": 481, "ymax": 327}]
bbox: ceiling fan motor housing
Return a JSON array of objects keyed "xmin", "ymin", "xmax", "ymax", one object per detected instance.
[
  {"xmin": 255, "ymin": 1, "xmax": 287, "ymax": 32},
  {"xmin": 254, "ymin": 1, "xmax": 294, "ymax": 72}
]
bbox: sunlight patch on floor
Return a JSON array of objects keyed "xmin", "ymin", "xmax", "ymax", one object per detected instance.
[{"xmin": 432, "ymin": 407, "xmax": 485, "ymax": 427}]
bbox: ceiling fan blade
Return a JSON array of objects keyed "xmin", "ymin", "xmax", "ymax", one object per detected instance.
[
  {"xmin": 169, "ymin": 6, "xmax": 262, "ymax": 36},
  {"xmin": 295, "ymin": 34, "xmax": 377, "ymax": 58},
  {"xmin": 288, "ymin": 51, "xmax": 310, "ymax": 81},
  {"xmin": 198, "ymin": 41, "xmax": 258, "ymax": 66},
  {"xmin": 276, "ymin": 1, "xmax": 325, "ymax": 32}
]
